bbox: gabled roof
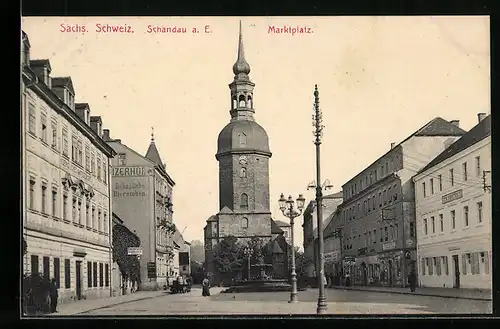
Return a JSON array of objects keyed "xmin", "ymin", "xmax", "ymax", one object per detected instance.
[
  {"xmin": 218, "ymin": 206, "xmax": 233, "ymax": 214},
  {"xmin": 206, "ymin": 215, "xmax": 218, "ymax": 222},
  {"xmin": 30, "ymin": 59, "xmax": 51, "ymax": 72},
  {"xmin": 75, "ymin": 103, "xmax": 90, "ymax": 110},
  {"xmin": 418, "ymin": 115, "xmax": 491, "ymax": 174},
  {"xmin": 324, "ymin": 191, "xmax": 343, "ymax": 199},
  {"xmin": 343, "ymin": 117, "xmax": 466, "ymax": 188},
  {"xmin": 270, "ymin": 240, "xmax": 284, "ymax": 254},
  {"xmin": 271, "ymin": 219, "xmax": 284, "ymax": 234},
  {"xmin": 145, "ymin": 140, "xmax": 164, "ymax": 166},
  {"xmin": 52, "ymin": 76, "xmax": 75, "ymax": 94},
  {"xmin": 274, "ymin": 220, "xmax": 290, "ymax": 227}
]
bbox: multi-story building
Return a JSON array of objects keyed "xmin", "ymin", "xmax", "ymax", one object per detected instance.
[
  {"xmin": 104, "ymin": 130, "xmax": 176, "ymax": 290},
  {"xmin": 179, "ymin": 240, "xmax": 191, "ymax": 277},
  {"xmin": 413, "ymin": 113, "xmax": 491, "ymax": 290},
  {"xmin": 339, "ymin": 117, "xmax": 466, "ymax": 287},
  {"xmin": 22, "ymin": 31, "xmax": 117, "ymax": 304},
  {"xmin": 323, "ymin": 206, "xmax": 344, "ymax": 284},
  {"xmin": 274, "ymin": 220, "xmax": 292, "ymax": 245},
  {"xmin": 302, "ymin": 192, "xmax": 343, "ymax": 283}
]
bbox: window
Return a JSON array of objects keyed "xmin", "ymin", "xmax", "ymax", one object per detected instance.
[
  {"xmin": 408, "ymin": 222, "xmax": 414, "ymax": 237},
  {"xmin": 41, "ymin": 184, "xmax": 47, "ymax": 214},
  {"xmin": 450, "ymin": 169, "xmax": 454, "ymax": 186},
  {"xmin": 431, "ymin": 216, "xmax": 435, "ymax": 234},
  {"xmin": 239, "ymin": 132, "xmax": 247, "ymax": 145},
  {"xmin": 93, "ymin": 262, "xmax": 98, "ymax": 287},
  {"xmin": 374, "ymin": 170, "xmax": 378, "ymax": 181},
  {"xmin": 51, "ymin": 120, "xmax": 57, "ymax": 149},
  {"xmin": 104, "ymin": 212, "xmax": 108, "ymax": 234},
  {"xmin": 384, "ymin": 227, "xmax": 388, "ymax": 241},
  {"xmin": 52, "ymin": 189, "xmax": 57, "ymax": 217},
  {"xmin": 477, "ymin": 202, "xmax": 483, "ymax": 223},
  {"xmin": 428, "ymin": 258, "xmax": 433, "ymax": 275},
  {"xmin": 475, "ymin": 156, "xmax": 481, "ymax": 177},
  {"xmin": 43, "ymin": 256, "xmax": 50, "ymax": 279},
  {"xmin": 395, "ymin": 224, "xmax": 399, "ymax": 239},
  {"xmin": 423, "ymin": 218, "xmax": 428, "ymax": 235},
  {"xmin": 72, "ymin": 136, "xmax": 77, "ymax": 162},
  {"xmin": 72, "ymin": 198, "xmax": 77, "ymax": 223},
  {"xmin": 91, "ymin": 153, "xmax": 96, "ymax": 175},
  {"xmin": 103, "ymin": 161, "xmax": 107, "ymax": 183},
  {"xmin": 105, "ymin": 263, "xmax": 109, "ymax": 287},
  {"xmin": 41, "ymin": 113, "xmax": 48, "ymax": 143},
  {"xmin": 435, "ymin": 257, "xmax": 441, "ymax": 276},
  {"xmin": 240, "ymin": 167, "xmax": 247, "ymax": 178},
  {"xmin": 54, "ymin": 258, "xmax": 60, "ymax": 288},
  {"xmin": 62, "ymin": 128, "xmax": 69, "ymax": 156},
  {"xmin": 430, "ymin": 178, "xmax": 434, "ymax": 194},
  {"xmin": 378, "ymin": 192, "xmax": 382, "ymax": 207},
  {"xmin": 28, "ymin": 104, "xmax": 36, "ymax": 134},
  {"xmin": 370, "ymin": 173, "xmax": 373, "ymax": 184},
  {"xmin": 381, "ymin": 165, "xmax": 384, "ymax": 176},
  {"xmin": 439, "ymin": 214, "xmax": 444, "ymax": 232},
  {"xmin": 31, "ymin": 255, "xmax": 39, "ymax": 274},
  {"xmin": 85, "ymin": 145, "xmax": 90, "ymax": 171},
  {"xmin": 117, "ymin": 153, "xmax": 127, "ymax": 166},
  {"xmin": 29, "ymin": 179, "xmax": 35, "ymax": 210},
  {"xmin": 64, "ymin": 259, "xmax": 71, "ymax": 288},
  {"xmin": 98, "ymin": 210, "xmax": 102, "ymax": 232},
  {"xmin": 421, "ymin": 258, "xmax": 426, "ymax": 275},
  {"xmin": 240, "ymin": 193, "xmax": 248, "ymax": 210},
  {"xmin": 99, "ymin": 263, "xmax": 104, "ymax": 287},
  {"xmin": 464, "ymin": 206, "xmax": 469, "ymax": 227},
  {"xmin": 92, "ymin": 207, "xmax": 96, "ymax": 229},
  {"xmin": 97, "ymin": 158, "xmax": 101, "ymax": 180},
  {"xmin": 462, "ymin": 162, "xmax": 468, "ymax": 181},
  {"xmin": 87, "ymin": 262, "xmax": 92, "ymax": 288},
  {"xmin": 451, "ymin": 210, "xmax": 456, "ymax": 229},
  {"xmin": 62, "ymin": 193, "xmax": 68, "ymax": 220},
  {"xmin": 422, "ymin": 182, "xmax": 426, "ymax": 197},
  {"xmin": 442, "ymin": 256, "xmax": 449, "ymax": 275},
  {"xmin": 481, "ymin": 252, "xmax": 490, "ymax": 274},
  {"xmin": 438, "ymin": 175, "xmax": 442, "ymax": 191},
  {"xmin": 86, "ymin": 204, "xmax": 90, "ymax": 227}
]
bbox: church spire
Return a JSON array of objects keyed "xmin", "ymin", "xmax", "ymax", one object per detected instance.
[{"xmin": 232, "ymin": 20, "xmax": 251, "ymax": 77}]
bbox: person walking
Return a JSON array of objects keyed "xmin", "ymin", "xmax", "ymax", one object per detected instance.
[
  {"xmin": 201, "ymin": 276, "xmax": 211, "ymax": 297},
  {"xmin": 49, "ymin": 278, "xmax": 59, "ymax": 313},
  {"xmin": 408, "ymin": 271, "xmax": 417, "ymax": 292}
]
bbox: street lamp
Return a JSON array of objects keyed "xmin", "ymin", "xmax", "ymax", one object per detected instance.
[
  {"xmin": 311, "ymin": 84, "xmax": 329, "ymax": 314},
  {"xmin": 278, "ymin": 193, "xmax": 306, "ymax": 303},
  {"xmin": 243, "ymin": 247, "xmax": 254, "ymax": 280}
]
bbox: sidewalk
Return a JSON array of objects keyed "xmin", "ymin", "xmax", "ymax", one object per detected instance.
[
  {"xmin": 53, "ymin": 290, "xmax": 167, "ymax": 316},
  {"xmin": 329, "ymin": 285, "xmax": 492, "ymax": 301}
]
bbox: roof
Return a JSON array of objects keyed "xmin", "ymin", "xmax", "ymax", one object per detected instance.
[
  {"xmin": 418, "ymin": 115, "xmax": 491, "ymax": 174},
  {"xmin": 30, "ymin": 59, "xmax": 51, "ymax": 72},
  {"xmin": 22, "ymin": 30, "xmax": 30, "ymax": 47},
  {"xmin": 145, "ymin": 140, "xmax": 164, "ymax": 166},
  {"xmin": 90, "ymin": 116, "xmax": 102, "ymax": 123},
  {"xmin": 51, "ymin": 76, "xmax": 75, "ymax": 94},
  {"xmin": 218, "ymin": 206, "xmax": 233, "ymax": 214},
  {"xmin": 271, "ymin": 219, "xmax": 284, "ymax": 234},
  {"xmin": 75, "ymin": 103, "xmax": 90, "ymax": 110},
  {"xmin": 343, "ymin": 117, "xmax": 466, "ymax": 188},
  {"xmin": 324, "ymin": 191, "xmax": 343, "ymax": 199},
  {"xmin": 206, "ymin": 215, "xmax": 218, "ymax": 223},
  {"xmin": 173, "ymin": 228, "xmax": 184, "ymax": 247},
  {"xmin": 274, "ymin": 220, "xmax": 290, "ymax": 227},
  {"xmin": 216, "ymin": 120, "xmax": 271, "ymax": 157},
  {"xmin": 270, "ymin": 240, "xmax": 284, "ymax": 254}
]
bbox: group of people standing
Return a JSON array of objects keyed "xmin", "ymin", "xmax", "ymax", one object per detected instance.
[{"xmin": 22, "ymin": 274, "xmax": 59, "ymax": 315}]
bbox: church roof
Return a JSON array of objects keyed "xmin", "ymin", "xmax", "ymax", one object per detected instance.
[
  {"xmin": 270, "ymin": 240, "xmax": 284, "ymax": 254},
  {"xmin": 218, "ymin": 206, "xmax": 233, "ymax": 214},
  {"xmin": 216, "ymin": 119, "xmax": 271, "ymax": 157},
  {"xmin": 206, "ymin": 215, "xmax": 218, "ymax": 223},
  {"xmin": 271, "ymin": 219, "xmax": 284, "ymax": 234},
  {"xmin": 145, "ymin": 140, "xmax": 164, "ymax": 166},
  {"xmin": 232, "ymin": 20, "xmax": 251, "ymax": 77}
]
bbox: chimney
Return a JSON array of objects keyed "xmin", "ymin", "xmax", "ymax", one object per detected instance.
[
  {"xmin": 390, "ymin": 142, "xmax": 396, "ymax": 149},
  {"xmin": 102, "ymin": 129, "xmax": 111, "ymax": 141},
  {"xmin": 450, "ymin": 120, "xmax": 460, "ymax": 128},
  {"xmin": 477, "ymin": 113, "xmax": 487, "ymax": 123}
]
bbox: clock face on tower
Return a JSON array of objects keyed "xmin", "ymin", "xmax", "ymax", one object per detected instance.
[{"xmin": 238, "ymin": 156, "xmax": 248, "ymax": 165}]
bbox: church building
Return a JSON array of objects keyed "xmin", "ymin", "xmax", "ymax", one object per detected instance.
[{"xmin": 204, "ymin": 22, "xmax": 288, "ymax": 285}]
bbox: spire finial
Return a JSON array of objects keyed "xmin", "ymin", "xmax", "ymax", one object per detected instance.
[
  {"xmin": 232, "ymin": 20, "xmax": 251, "ymax": 76},
  {"xmin": 151, "ymin": 126, "xmax": 155, "ymax": 142}
]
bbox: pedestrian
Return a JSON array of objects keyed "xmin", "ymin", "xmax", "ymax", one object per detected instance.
[
  {"xmin": 49, "ymin": 278, "xmax": 58, "ymax": 313},
  {"xmin": 202, "ymin": 276, "xmax": 211, "ymax": 297},
  {"xmin": 408, "ymin": 271, "xmax": 417, "ymax": 292},
  {"xmin": 345, "ymin": 274, "xmax": 351, "ymax": 287}
]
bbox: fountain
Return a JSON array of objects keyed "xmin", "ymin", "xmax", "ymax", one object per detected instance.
[{"xmin": 223, "ymin": 252, "xmax": 293, "ymax": 293}]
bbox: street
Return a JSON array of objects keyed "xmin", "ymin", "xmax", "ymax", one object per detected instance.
[{"xmin": 77, "ymin": 287, "xmax": 491, "ymax": 315}]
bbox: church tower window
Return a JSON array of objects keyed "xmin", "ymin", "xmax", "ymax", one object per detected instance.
[
  {"xmin": 240, "ymin": 167, "xmax": 247, "ymax": 178},
  {"xmin": 240, "ymin": 193, "xmax": 248, "ymax": 210},
  {"xmin": 238, "ymin": 133, "xmax": 247, "ymax": 146},
  {"xmin": 242, "ymin": 217, "xmax": 248, "ymax": 228},
  {"xmin": 247, "ymin": 95, "xmax": 252, "ymax": 108},
  {"xmin": 232, "ymin": 96, "xmax": 237, "ymax": 109},
  {"xmin": 238, "ymin": 95, "xmax": 246, "ymax": 107}
]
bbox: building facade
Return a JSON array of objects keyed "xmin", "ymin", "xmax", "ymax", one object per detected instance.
[
  {"xmin": 22, "ymin": 31, "xmax": 117, "ymax": 304},
  {"xmin": 274, "ymin": 220, "xmax": 292, "ymax": 245},
  {"xmin": 179, "ymin": 241, "xmax": 191, "ymax": 277},
  {"xmin": 413, "ymin": 114, "xmax": 491, "ymax": 290},
  {"xmin": 302, "ymin": 192, "xmax": 343, "ymax": 282},
  {"xmin": 204, "ymin": 23, "xmax": 284, "ymax": 285},
  {"xmin": 323, "ymin": 207, "xmax": 344, "ymax": 284},
  {"xmin": 339, "ymin": 117, "xmax": 465, "ymax": 287},
  {"xmin": 104, "ymin": 131, "xmax": 176, "ymax": 290}
]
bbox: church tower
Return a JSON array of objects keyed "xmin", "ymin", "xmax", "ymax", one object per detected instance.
[{"xmin": 215, "ymin": 21, "xmax": 272, "ymax": 239}]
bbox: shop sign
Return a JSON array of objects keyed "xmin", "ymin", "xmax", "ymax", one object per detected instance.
[
  {"xmin": 442, "ymin": 189, "xmax": 463, "ymax": 204},
  {"xmin": 324, "ymin": 251, "xmax": 340, "ymax": 263},
  {"xmin": 147, "ymin": 262, "xmax": 156, "ymax": 279},
  {"xmin": 382, "ymin": 241, "xmax": 396, "ymax": 251}
]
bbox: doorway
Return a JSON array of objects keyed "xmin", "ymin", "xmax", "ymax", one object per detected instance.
[
  {"xmin": 452, "ymin": 255, "xmax": 460, "ymax": 289},
  {"xmin": 76, "ymin": 261, "xmax": 82, "ymax": 300}
]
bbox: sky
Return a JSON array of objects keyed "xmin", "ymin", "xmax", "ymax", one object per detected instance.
[{"xmin": 21, "ymin": 16, "xmax": 490, "ymax": 249}]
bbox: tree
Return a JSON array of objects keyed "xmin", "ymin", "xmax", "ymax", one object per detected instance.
[
  {"xmin": 190, "ymin": 240, "xmax": 205, "ymax": 263},
  {"xmin": 112, "ymin": 224, "xmax": 141, "ymax": 283},
  {"xmin": 213, "ymin": 235, "xmax": 244, "ymax": 273}
]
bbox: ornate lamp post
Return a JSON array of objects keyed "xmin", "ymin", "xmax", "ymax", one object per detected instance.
[
  {"xmin": 278, "ymin": 193, "xmax": 306, "ymax": 303},
  {"xmin": 243, "ymin": 247, "xmax": 254, "ymax": 280},
  {"xmin": 311, "ymin": 84, "xmax": 329, "ymax": 314}
]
